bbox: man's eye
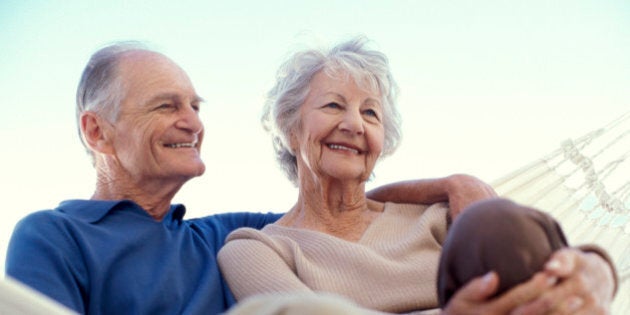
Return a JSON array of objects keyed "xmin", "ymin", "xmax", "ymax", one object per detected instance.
[{"xmin": 157, "ymin": 103, "xmax": 174, "ymax": 110}]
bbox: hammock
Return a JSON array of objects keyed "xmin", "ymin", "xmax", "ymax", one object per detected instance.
[{"xmin": 493, "ymin": 111, "xmax": 630, "ymax": 313}]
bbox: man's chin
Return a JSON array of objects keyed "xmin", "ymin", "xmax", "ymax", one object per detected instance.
[
  {"xmin": 194, "ymin": 166, "xmax": 206, "ymax": 177},
  {"xmin": 191, "ymin": 163, "xmax": 206, "ymax": 177},
  {"xmin": 174, "ymin": 164, "xmax": 206, "ymax": 181}
]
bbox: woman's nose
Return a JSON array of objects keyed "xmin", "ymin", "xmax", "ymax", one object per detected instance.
[{"xmin": 339, "ymin": 109, "xmax": 364, "ymax": 135}]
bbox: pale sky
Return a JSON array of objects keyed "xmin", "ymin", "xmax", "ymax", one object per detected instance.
[{"xmin": 1, "ymin": 0, "xmax": 628, "ymax": 273}]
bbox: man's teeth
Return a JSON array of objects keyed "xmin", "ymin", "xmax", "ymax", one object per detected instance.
[
  {"xmin": 165, "ymin": 143, "xmax": 196, "ymax": 148},
  {"xmin": 328, "ymin": 144, "xmax": 359, "ymax": 154}
]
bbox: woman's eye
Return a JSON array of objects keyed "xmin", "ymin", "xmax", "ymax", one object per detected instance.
[
  {"xmin": 325, "ymin": 102, "xmax": 341, "ymax": 109},
  {"xmin": 363, "ymin": 109, "xmax": 379, "ymax": 119}
]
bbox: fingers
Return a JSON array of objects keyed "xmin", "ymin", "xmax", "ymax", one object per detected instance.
[
  {"xmin": 526, "ymin": 296, "xmax": 585, "ymax": 315},
  {"xmin": 546, "ymin": 295, "xmax": 609, "ymax": 315},
  {"xmin": 499, "ymin": 272, "xmax": 557, "ymax": 315},
  {"xmin": 458, "ymin": 272, "xmax": 500, "ymax": 301},
  {"xmin": 556, "ymin": 296, "xmax": 585, "ymax": 314},
  {"xmin": 446, "ymin": 271, "xmax": 558, "ymax": 315},
  {"xmin": 442, "ymin": 272, "xmax": 500, "ymax": 315},
  {"xmin": 517, "ymin": 248, "xmax": 614, "ymax": 314},
  {"xmin": 544, "ymin": 248, "xmax": 578, "ymax": 278},
  {"xmin": 512, "ymin": 264, "xmax": 585, "ymax": 313}
]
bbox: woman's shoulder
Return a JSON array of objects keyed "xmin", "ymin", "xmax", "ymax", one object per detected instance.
[
  {"xmin": 224, "ymin": 223, "xmax": 339, "ymax": 256},
  {"xmin": 219, "ymin": 224, "xmax": 302, "ymax": 267},
  {"xmin": 226, "ymin": 223, "xmax": 306, "ymax": 241},
  {"xmin": 225, "ymin": 226, "xmax": 270, "ymax": 242}
]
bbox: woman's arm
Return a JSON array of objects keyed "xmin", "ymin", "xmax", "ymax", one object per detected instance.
[
  {"xmin": 218, "ymin": 237, "xmax": 313, "ymax": 301},
  {"xmin": 366, "ymin": 174, "xmax": 497, "ymax": 218}
]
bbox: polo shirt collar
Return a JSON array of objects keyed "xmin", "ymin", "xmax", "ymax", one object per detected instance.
[{"xmin": 58, "ymin": 199, "xmax": 187, "ymax": 223}]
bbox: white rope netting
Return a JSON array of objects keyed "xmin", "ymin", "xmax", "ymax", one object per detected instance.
[{"xmin": 493, "ymin": 112, "xmax": 630, "ymax": 313}]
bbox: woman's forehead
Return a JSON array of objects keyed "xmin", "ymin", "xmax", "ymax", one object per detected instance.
[
  {"xmin": 320, "ymin": 67, "xmax": 381, "ymax": 95},
  {"xmin": 316, "ymin": 66, "xmax": 368, "ymax": 84}
]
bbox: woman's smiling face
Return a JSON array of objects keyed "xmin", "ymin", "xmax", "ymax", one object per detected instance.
[{"xmin": 292, "ymin": 70, "xmax": 384, "ymax": 184}]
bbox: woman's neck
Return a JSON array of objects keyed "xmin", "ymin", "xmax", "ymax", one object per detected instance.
[{"xmin": 278, "ymin": 177, "xmax": 384, "ymax": 242}]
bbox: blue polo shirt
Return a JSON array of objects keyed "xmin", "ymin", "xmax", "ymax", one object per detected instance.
[{"xmin": 5, "ymin": 199, "xmax": 281, "ymax": 315}]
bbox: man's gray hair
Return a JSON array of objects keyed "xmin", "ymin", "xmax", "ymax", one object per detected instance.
[
  {"xmin": 75, "ymin": 41, "xmax": 150, "ymax": 158},
  {"xmin": 262, "ymin": 36, "xmax": 402, "ymax": 186}
]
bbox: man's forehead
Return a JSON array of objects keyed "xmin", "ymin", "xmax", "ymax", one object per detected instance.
[
  {"xmin": 117, "ymin": 51, "xmax": 198, "ymax": 98},
  {"xmin": 121, "ymin": 49, "xmax": 166, "ymax": 60},
  {"xmin": 118, "ymin": 50, "xmax": 180, "ymax": 74}
]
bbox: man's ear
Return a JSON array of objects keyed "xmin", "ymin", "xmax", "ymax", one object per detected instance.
[{"xmin": 81, "ymin": 111, "xmax": 115, "ymax": 155}]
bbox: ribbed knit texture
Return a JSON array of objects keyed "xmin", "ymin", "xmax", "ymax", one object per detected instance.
[{"xmin": 218, "ymin": 202, "xmax": 449, "ymax": 314}]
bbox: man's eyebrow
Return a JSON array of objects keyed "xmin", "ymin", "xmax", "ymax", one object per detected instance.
[{"xmin": 146, "ymin": 93, "xmax": 205, "ymax": 104}]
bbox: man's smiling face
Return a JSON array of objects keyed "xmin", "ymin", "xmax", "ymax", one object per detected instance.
[{"xmin": 109, "ymin": 50, "xmax": 206, "ymax": 184}]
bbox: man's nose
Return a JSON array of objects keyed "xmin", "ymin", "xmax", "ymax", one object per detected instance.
[{"xmin": 176, "ymin": 105, "xmax": 203, "ymax": 134}]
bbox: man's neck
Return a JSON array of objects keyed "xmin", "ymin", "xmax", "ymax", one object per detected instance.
[{"xmin": 92, "ymin": 172, "xmax": 183, "ymax": 221}]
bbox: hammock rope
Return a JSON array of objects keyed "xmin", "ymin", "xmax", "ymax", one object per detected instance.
[{"xmin": 492, "ymin": 111, "xmax": 629, "ymax": 314}]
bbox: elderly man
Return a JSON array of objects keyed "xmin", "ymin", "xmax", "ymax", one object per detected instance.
[{"xmin": 4, "ymin": 42, "xmax": 494, "ymax": 314}]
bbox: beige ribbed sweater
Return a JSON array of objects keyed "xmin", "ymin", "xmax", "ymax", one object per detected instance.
[{"xmin": 218, "ymin": 202, "xmax": 449, "ymax": 314}]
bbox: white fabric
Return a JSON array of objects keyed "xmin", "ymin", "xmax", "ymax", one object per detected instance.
[
  {"xmin": 226, "ymin": 293, "xmax": 396, "ymax": 315},
  {"xmin": 0, "ymin": 276, "xmax": 76, "ymax": 315}
]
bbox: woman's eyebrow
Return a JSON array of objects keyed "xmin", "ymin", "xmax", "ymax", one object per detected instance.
[{"xmin": 322, "ymin": 92, "xmax": 347, "ymax": 103}]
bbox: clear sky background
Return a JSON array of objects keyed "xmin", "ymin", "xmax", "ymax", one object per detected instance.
[{"xmin": 0, "ymin": 0, "xmax": 628, "ymax": 273}]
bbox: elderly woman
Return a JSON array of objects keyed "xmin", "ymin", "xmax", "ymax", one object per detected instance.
[{"xmin": 218, "ymin": 37, "xmax": 617, "ymax": 314}]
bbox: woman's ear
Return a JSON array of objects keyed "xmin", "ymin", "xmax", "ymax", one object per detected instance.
[
  {"xmin": 288, "ymin": 131, "xmax": 299, "ymax": 154},
  {"xmin": 81, "ymin": 111, "xmax": 115, "ymax": 155}
]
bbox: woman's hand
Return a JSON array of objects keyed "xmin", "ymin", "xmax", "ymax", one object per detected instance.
[
  {"xmin": 443, "ymin": 248, "xmax": 616, "ymax": 315},
  {"xmin": 444, "ymin": 174, "xmax": 497, "ymax": 218},
  {"xmin": 442, "ymin": 271, "xmax": 557, "ymax": 315},
  {"xmin": 510, "ymin": 248, "xmax": 615, "ymax": 314}
]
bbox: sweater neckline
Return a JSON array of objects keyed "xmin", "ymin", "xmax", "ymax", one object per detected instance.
[{"xmin": 264, "ymin": 202, "xmax": 394, "ymax": 244}]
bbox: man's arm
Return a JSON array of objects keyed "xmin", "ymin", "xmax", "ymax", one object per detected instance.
[
  {"xmin": 210, "ymin": 212, "xmax": 283, "ymax": 233},
  {"xmin": 367, "ymin": 174, "xmax": 497, "ymax": 218},
  {"xmin": 5, "ymin": 212, "xmax": 86, "ymax": 313}
]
